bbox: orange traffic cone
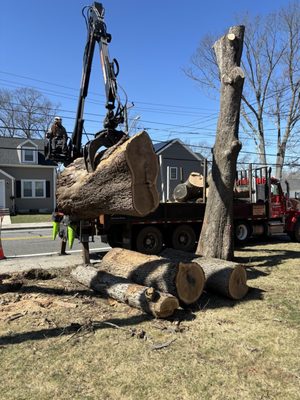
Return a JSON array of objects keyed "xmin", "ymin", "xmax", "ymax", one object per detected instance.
[{"xmin": 0, "ymin": 217, "xmax": 5, "ymax": 260}]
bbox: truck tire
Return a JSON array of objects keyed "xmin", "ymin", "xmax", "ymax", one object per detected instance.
[
  {"xmin": 172, "ymin": 224, "xmax": 196, "ymax": 252},
  {"xmin": 294, "ymin": 220, "xmax": 300, "ymax": 242},
  {"xmin": 135, "ymin": 226, "xmax": 163, "ymax": 255},
  {"xmin": 234, "ymin": 222, "xmax": 250, "ymax": 244}
]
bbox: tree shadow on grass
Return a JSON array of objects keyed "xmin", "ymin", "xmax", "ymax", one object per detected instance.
[
  {"xmin": 188, "ymin": 285, "xmax": 265, "ymax": 313},
  {"xmin": 235, "ymin": 247, "xmax": 300, "ymax": 275},
  {"xmin": 0, "ymin": 315, "xmax": 151, "ymax": 346}
]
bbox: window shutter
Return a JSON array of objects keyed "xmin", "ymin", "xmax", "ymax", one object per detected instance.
[
  {"xmin": 46, "ymin": 181, "xmax": 51, "ymax": 198},
  {"xmin": 16, "ymin": 180, "xmax": 21, "ymax": 198}
]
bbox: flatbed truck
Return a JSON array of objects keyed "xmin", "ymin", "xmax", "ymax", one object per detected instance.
[{"xmin": 97, "ymin": 165, "xmax": 300, "ymax": 254}]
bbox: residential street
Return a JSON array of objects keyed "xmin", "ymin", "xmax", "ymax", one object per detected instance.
[{"xmin": 1, "ymin": 226, "xmax": 110, "ymax": 258}]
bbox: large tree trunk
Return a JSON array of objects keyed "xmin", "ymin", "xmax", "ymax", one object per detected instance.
[
  {"xmin": 56, "ymin": 131, "xmax": 159, "ymax": 219},
  {"xmin": 71, "ymin": 265, "xmax": 179, "ymax": 318},
  {"xmin": 197, "ymin": 26, "xmax": 245, "ymax": 261},
  {"xmin": 161, "ymin": 248, "xmax": 248, "ymax": 300},
  {"xmin": 100, "ymin": 248, "xmax": 205, "ymax": 305}
]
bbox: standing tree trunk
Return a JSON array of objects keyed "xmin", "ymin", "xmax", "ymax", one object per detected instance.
[{"xmin": 197, "ymin": 26, "xmax": 245, "ymax": 261}]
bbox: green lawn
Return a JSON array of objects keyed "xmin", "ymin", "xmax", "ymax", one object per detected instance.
[
  {"xmin": 0, "ymin": 240, "xmax": 299, "ymax": 399},
  {"xmin": 11, "ymin": 214, "xmax": 52, "ymax": 224}
]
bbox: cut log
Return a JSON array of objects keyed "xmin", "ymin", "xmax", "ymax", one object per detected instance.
[
  {"xmin": 71, "ymin": 265, "xmax": 179, "ymax": 318},
  {"xmin": 100, "ymin": 248, "xmax": 205, "ymax": 304},
  {"xmin": 173, "ymin": 172, "xmax": 205, "ymax": 202},
  {"xmin": 56, "ymin": 131, "xmax": 159, "ymax": 219},
  {"xmin": 161, "ymin": 248, "xmax": 248, "ymax": 300}
]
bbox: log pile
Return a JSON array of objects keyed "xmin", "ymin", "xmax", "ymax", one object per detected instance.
[
  {"xmin": 71, "ymin": 247, "xmax": 249, "ymax": 318},
  {"xmin": 161, "ymin": 248, "xmax": 248, "ymax": 300},
  {"xmin": 56, "ymin": 131, "xmax": 160, "ymax": 220},
  {"xmin": 173, "ymin": 172, "xmax": 207, "ymax": 203},
  {"xmin": 100, "ymin": 248, "xmax": 205, "ymax": 305}
]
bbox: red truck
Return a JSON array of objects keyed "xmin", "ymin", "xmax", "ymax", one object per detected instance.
[{"xmin": 97, "ymin": 165, "xmax": 300, "ymax": 254}]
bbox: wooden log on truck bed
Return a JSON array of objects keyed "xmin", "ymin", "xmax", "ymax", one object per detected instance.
[
  {"xmin": 161, "ymin": 248, "xmax": 248, "ymax": 300},
  {"xmin": 100, "ymin": 248, "xmax": 205, "ymax": 305},
  {"xmin": 71, "ymin": 265, "xmax": 179, "ymax": 318},
  {"xmin": 56, "ymin": 131, "xmax": 159, "ymax": 219},
  {"xmin": 173, "ymin": 172, "xmax": 205, "ymax": 203}
]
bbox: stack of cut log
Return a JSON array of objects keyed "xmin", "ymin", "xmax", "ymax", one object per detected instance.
[
  {"xmin": 173, "ymin": 172, "xmax": 208, "ymax": 203},
  {"xmin": 71, "ymin": 247, "xmax": 249, "ymax": 319}
]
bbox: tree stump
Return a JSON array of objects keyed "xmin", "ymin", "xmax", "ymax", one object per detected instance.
[
  {"xmin": 197, "ymin": 26, "xmax": 245, "ymax": 260},
  {"xmin": 56, "ymin": 131, "xmax": 159, "ymax": 219},
  {"xmin": 71, "ymin": 265, "xmax": 179, "ymax": 318},
  {"xmin": 100, "ymin": 248, "xmax": 205, "ymax": 305},
  {"xmin": 161, "ymin": 248, "xmax": 248, "ymax": 300}
]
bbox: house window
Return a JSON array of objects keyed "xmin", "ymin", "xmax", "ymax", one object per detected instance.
[
  {"xmin": 295, "ymin": 192, "xmax": 300, "ymax": 199},
  {"xmin": 22, "ymin": 147, "xmax": 36, "ymax": 163},
  {"xmin": 170, "ymin": 167, "xmax": 178, "ymax": 180},
  {"xmin": 21, "ymin": 180, "xmax": 45, "ymax": 198}
]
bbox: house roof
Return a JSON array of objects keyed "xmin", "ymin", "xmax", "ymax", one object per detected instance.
[
  {"xmin": 0, "ymin": 136, "xmax": 57, "ymax": 166},
  {"xmin": 153, "ymin": 140, "xmax": 174, "ymax": 153},
  {"xmin": 153, "ymin": 139, "xmax": 204, "ymax": 161}
]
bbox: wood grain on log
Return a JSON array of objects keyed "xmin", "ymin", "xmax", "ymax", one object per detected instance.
[
  {"xmin": 100, "ymin": 248, "xmax": 205, "ymax": 304},
  {"xmin": 56, "ymin": 131, "xmax": 159, "ymax": 219},
  {"xmin": 71, "ymin": 265, "xmax": 179, "ymax": 318},
  {"xmin": 161, "ymin": 248, "xmax": 248, "ymax": 300}
]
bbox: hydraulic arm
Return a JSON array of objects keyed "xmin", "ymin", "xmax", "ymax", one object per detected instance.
[{"xmin": 45, "ymin": 2, "xmax": 128, "ymax": 171}]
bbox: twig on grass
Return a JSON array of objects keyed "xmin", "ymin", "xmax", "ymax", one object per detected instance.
[
  {"xmin": 150, "ymin": 338, "xmax": 177, "ymax": 351},
  {"xmin": 5, "ymin": 312, "xmax": 27, "ymax": 322}
]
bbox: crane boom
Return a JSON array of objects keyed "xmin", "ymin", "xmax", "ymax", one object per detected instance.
[{"xmin": 45, "ymin": 2, "xmax": 128, "ymax": 171}]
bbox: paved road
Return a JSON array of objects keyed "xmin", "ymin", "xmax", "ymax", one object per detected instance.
[{"xmin": 1, "ymin": 227, "xmax": 111, "ymax": 258}]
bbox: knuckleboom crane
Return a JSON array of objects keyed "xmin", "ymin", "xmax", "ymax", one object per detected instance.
[
  {"xmin": 47, "ymin": 2, "xmax": 130, "ymax": 263},
  {"xmin": 45, "ymin": 2, "xmax": 128, "ymax": 172}
]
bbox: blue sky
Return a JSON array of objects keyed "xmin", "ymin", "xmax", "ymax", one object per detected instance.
[{"xmin": 0, "ymin": 0, "xmax": 290, "ymax": 161}]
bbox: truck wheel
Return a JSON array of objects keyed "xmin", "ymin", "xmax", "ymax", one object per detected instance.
[
  {"xmin": 135, "ymin": 226, "xmax": 163, "ymax": 255},
  {"xmin": 234, "ymin": 222, "xmax": 250, "ymax": 244},
  {"xmin": 294, "ymin": 220, "xmax": 300, "ymax": 242},
  {"xmin": 172, "ymin": 225, "xmax": 196, "ymax": 252}
]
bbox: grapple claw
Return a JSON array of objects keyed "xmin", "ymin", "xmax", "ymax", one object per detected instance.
[{"xmin": 84, "ymin": 128, "xmax": 127, "ymax": 172}]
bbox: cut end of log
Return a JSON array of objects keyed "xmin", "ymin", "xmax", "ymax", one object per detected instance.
[
  {"xmin": 227, "ymin": 33, "xmax": 236, "ymax": 41},
  {"xmin": 153, "ymin": 295, "xmax": 180, "ymax": 319},
  {"xmin": 175, "ymin": 262, "xmax": 205, "ymax": 304},
  {"xmin": 228, "ymin": 265, "xmax": 248, "ymax": 300},
  {"xmin": 126, "ymin": 131, "xmax": 160, "ymax": 216}
]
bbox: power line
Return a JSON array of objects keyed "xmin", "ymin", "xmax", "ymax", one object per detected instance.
[
  {"xmin": 0, "ymin": 142, "xmax": 299, "ymax": 169},
  {"xmin": 0, "ymin": 70, "xmax": 219, "ymax": 112}
]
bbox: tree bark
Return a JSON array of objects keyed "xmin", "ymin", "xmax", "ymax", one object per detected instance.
[
  {"xmin": 161, "ymin": 248, "xmax": 248, "ymax": 300},
  {"xmin": 100, "ymin": 248, "xmax": 205, "ymax": 305},
  {"xmin": 56, "ymin": 131, "xmax": 159, "ymax": 219},
  {"xmin": 197, "ymin": 26, "xmax": 245, "ymax": 261},
  {"xmin": 173, "ymin": 172, "xmax": 205, "ymax": 202},
  {"xmin": 71, "ymin": 265, "xmax": 179, "ymax": 318}
]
